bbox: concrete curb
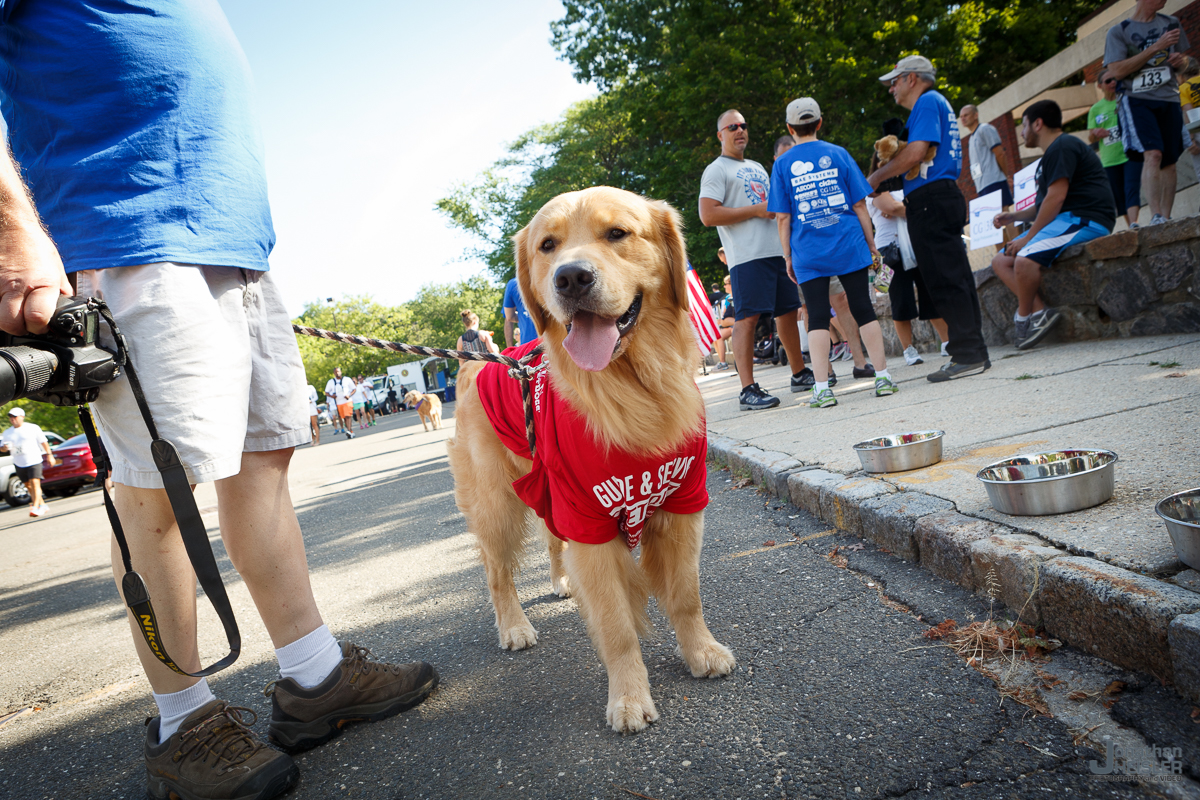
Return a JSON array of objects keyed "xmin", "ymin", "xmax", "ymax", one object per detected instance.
[{"xmin": 707, "ymin": 434, "xmax": 1200, "ymax": 699}]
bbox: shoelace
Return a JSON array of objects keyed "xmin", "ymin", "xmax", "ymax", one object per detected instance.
[
  {"xmin": 175, "ymin": 704, "xmax": 261, "ymax": 768},
  {"xmin": 346, "ymin": 644, "xmax": 404, "ymax": 677}
]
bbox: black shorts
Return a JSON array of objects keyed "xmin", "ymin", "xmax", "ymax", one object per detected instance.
[
  {"xmin": 978, "ymin": 179, "xmax": 1014, "ymax": 207},
  {"xmin": 889, "ymin": 265, "xmax": 938, "ymax": 322},
  {"xmin": 15, "ymin": 463, "xmax": 43, "ymax": 481},
  {"xmin": 1123, "ymin": 95, "xmax": 1185, "ymax": 166},
  {"xmin": 729, "ymin": 256, "xmax": 802, "ymax": 321}
]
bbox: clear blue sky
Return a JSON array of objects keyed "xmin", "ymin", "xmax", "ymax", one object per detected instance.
[{"xmin": 221, "ymin": 0, "xmax": 593, "ymax": 316}]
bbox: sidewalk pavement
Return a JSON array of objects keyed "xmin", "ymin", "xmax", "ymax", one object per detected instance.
[{"xmin": 700, "ymin": 333, "xmax": 1200, "ymax": 692}]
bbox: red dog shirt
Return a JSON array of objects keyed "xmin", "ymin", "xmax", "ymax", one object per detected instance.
[{"xmin": 474, "ymin": 340, "xmax": 709, "ymax": 549}]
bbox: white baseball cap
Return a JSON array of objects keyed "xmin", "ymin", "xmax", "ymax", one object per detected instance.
[
  {"xmin": 8, "ymin": 407, "xmax": 24, "ymax": 417},
  {"xmin": 786, "ymin": 97, "xmax": 821, "ymax": 125},
  {"xmin": 879, "ymin": 54, "xmax": 936, "ymax": 83}
]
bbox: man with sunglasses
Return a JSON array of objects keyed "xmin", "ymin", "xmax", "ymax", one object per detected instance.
[
  {"xmin": 700, "ymin": 109, "xmax": 812, "ymax": 410},
  {"xmin": 867, "ymin": 55, "xmax": 990, "ymax": 383}
]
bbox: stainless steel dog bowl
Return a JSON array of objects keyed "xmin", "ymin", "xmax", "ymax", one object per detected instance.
[
  {"xmin": 1156, "ymin": 488, "xmax": 1200, "ymax": 571},
  {"xmin": 852, "ymin": 430, "xmax": 944, "ymax": 473},
  {"xmin": 976, "ymin": 449, "xmax": 1117, "ymax": 516}
]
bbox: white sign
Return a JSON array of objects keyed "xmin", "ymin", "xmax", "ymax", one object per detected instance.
[
  {"xmin": 1014, "ymin": 159, "xmax": 1040, "ymax": 212},
  {"xmin": 968, "ymin": 190, "xmax": 1005, "ymax": 250}
]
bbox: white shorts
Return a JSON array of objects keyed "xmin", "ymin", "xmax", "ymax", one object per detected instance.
[{"xmin": 75, "ymin": 263, "xmax": 310, "ymax": 489}]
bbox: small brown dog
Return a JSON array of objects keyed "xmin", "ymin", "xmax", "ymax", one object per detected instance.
[
  {"xmin": 875, "ymin": 134, "xmax": 937, "ymax": 181},
  {"xmin": 403, "ymin": 390, "xmax": 442, "ymax": 431},
  {"xmin": 446, "ymin": 186, "xmax": 734, "ymax": 735}
]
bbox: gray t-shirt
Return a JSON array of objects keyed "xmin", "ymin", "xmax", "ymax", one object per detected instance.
[
  {"xmin": 1104, "ymin": 13, "xmax": 1190, "ymax": 102},
  {"xmin": 698, "ymin": 155, "xmax": 783, "ymax": 267},
  {"xmin": 968, "ymin": 122, "xmax": 1006, "ymax": 192}
]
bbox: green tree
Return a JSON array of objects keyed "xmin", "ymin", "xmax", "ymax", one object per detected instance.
[
  {"xmin": 294, "ymin": 296, "xmax": 417, "ymax": 388},
  {"xmin": 405, "ymin": 276, "xmax": 506, "ymax": 350},
  {"xmin": 0, "ymin": 400, "xmax": 83, "ymax": 438}
]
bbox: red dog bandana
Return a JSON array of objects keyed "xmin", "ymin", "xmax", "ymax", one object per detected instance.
[{"xmin": 474, "ymin": 340, "xmax": 709, "ymax": 549}]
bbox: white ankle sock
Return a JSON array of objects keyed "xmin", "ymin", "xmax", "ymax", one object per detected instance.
[
  {"xmin": 815, "ymin": 380, "xmax": 829, "ymax": 392},
  {"xmin": 876, "ymin": 369, "xmax": 891, "ymax": 380},
  {"xmin": 1014, "ymin": 311, "xmax": 1031, "ymax": 322},
  {"xmin": 275, "ymin": 625, "xmax": 344, "ymax": 689},
  {"xmin": 153, "ymin": 678, "xmax": 216, "ymax": 744}
]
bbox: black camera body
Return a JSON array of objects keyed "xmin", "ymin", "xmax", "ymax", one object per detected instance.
[{"xmin": 0, "ymin": 296, "xmax": 121, "ymax": 406}]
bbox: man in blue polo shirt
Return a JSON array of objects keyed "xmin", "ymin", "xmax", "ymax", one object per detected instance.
[
  {"xmin": 867, "ymin": 55, "xmax": 990, "ymax": 382},
  {"xmin": 503, "ymin": 276, "xmax": 538, "ymax": 348}
]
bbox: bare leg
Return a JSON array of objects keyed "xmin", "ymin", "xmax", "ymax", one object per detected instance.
[
  {"xmin": 1142, "ymin": 150, "xmax": 1165, "ymax": 218},
  {"xmin": 808, "ymin": 329, "xmax": 832, "ymax": 383},
  {"xmin": 894, "ymin": 319, "xmax": 913, "ymax": 350},
  {"xmin": 309, "ymin": 414, "xmax": 320, "ymax": 445},
  {"xmin": 732, "ymin": 315, "xmax": 759, "ymax": 389},
  {"xmin": 1160, "ymin": 162, "xmax": 1177, "ymax": 219},
  {"xmin": 28, "ymin": 476, "xmax": 43, "ymax": 507},
  {"xmin": 773, "ymin": 308, "xmax": 805, "ymax": 369},
  {"xmin": 857, "ymin": 320, "xmax": 889, "ymax": 372},
  {"xmin": 1012, "ymin": 257, "xmax": 1046, "ymax": 316},
  {"xmin": 830, "ymin": 292, "xmax": 866, "ymax": 367}
]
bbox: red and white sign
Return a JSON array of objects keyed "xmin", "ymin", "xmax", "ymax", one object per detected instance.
[
  {"xmin": 686, "ymin": 268, "xmax": 721, "ymax": 356},
  {"xmin": 1014, "ymin": 159, "xmax": 1040, "ymax": 212}
]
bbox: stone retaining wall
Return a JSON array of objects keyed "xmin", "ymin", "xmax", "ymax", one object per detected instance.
[{"xmin": 873, "ymin": 217, "xmax": 1200, "ymax": 356}]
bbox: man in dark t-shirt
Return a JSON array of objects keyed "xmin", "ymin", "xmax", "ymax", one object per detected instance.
[{"xmin": 992, "ymin": 100, "xmax": 1115, "ymax": 350}]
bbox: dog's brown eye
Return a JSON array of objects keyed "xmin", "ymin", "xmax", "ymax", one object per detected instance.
[
  {"xmin": 539, "ymin": 238, "xmax": 555, "ymax": 253},
  {"xmin": 607, "ymin": 228, "xmax": 628, "ymax": 242}
]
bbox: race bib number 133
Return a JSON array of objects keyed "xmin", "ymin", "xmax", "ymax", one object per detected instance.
[{"xmin": 1132, "ymin": 65, "xmax": 1170, "ymax": 93}]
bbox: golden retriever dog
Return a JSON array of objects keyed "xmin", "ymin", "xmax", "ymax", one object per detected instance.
[
  {"xmin": 404, "ymin": 390, "xmax": 442, "ymax": 431},
  {"xmin": 445, "ymin": 186, "xmax": 734, "ymax": 734}
]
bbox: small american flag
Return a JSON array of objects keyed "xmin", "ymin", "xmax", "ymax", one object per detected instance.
[{"xmin": 686, "ymin": 266, "xmax": 721, "ymax": 356}]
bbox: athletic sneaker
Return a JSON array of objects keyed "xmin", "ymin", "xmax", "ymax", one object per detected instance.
[
  {"xmin": 940, "ymin": 342, "xmax": 950, "ymax": 357},
  {"xmin": 265, "ymin": 641, "xmax": 439, "ymax": 753},
  {"xmin": 790, "ymin": 367, "xmax": 815, "ymax": 391},
  {"xmin": 1012, "ymin": 316, "xmax": 1031, "ymax": 347},
  {"xmin": 809, "ymin": 387, "xmax": 837, "ymax": 408},
  {"xmin": 875, "ymin": 376, "xmax": 899, "ymax": 396},
  {"xmin": 739, "ymin": 383, "xmax": 781, "ymax": 411},
  {"xmin": 345, "ymin": 430, "xmax": 355, "ymax": 440},
  {"xmin": 29, "ymin": 503, "xmax": 47, "ymax": 517},
  {"xmin": 145, "ymin": 701, "xmax": 298, "ymax": 800},
  {"xmin": 1150, "ymin": 213, "xmax": 1167, "ymax": 225},
  {"xmin": 828, "ymin": 365, "xmax": 838, "ymax": 387},
  {"xmin": 829, "ymin": 342, "xmax": 850, "ymax": 362},
  {"xmin": 1017, "ymin": 308, "xmax": 1063, "ymax": 351},
  {"xmin": 927, "ymin": 360, "xmax": 990, "ymax": 382},
  {"xmin": 852, "ymin": 363, "xmax": 876, "ymax": 379},
  {"xmin": 903, "ymin": 346, "xmax": 924, "ymax": 366},
  {"xmin": 715, "ymin": 361, "xmax": 730, "ymax": 371}
]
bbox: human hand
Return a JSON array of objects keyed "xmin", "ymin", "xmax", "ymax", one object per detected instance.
[
  {"xmin": 1189, "ymin": 141, "xmax": 1200, "ymax": 156},
  {"xmin": 784, "ymin": 256, "xmax": 798, "ymax": 285},
  {"xmin": 1005, "ymin": 234, "xmax": 1030, "ymax": 256},
  {"xmin": 754, "ymin": 203, "xmax": 773, "ymax": 219},
  {"xmin": 993, "ymin": 212, "xmax": 1013, "ymax": 229},
  {"xmin": 1168, "ymin": 52, "xmax": 1187, "ymax": 71},
  {"xmin": 0, "ymin": 221, "xmax": 71, "ymax": 336},
  {"xmin": 1156, "ymin": 28, "xmax": 1182, "ymax": 53}
]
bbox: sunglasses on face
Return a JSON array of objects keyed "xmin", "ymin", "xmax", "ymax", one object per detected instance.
[
  {"xmin": 1102, "ymin": 78, "xmax": 1117, "ymax": 85},
  {"xmin": 722, "ymin": 122, "xmax": 749, "ymax": 132}
]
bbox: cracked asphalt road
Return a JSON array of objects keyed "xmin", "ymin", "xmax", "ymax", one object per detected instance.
[{"xmin": 0, "ymin": 406, "xmax": 1175, "ymax": 799}]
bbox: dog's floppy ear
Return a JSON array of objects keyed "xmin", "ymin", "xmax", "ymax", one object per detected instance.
[
  {"xmin": 512, "ymin": 224, "xmax": 550, "ymax": 334},
  {"xmin": 650, "ymin": 199, "xmax": 688, "ymax": 310}
]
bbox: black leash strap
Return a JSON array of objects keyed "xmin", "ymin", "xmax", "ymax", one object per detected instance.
[{"xmin": 83, "ymin": 303, "xmax": 240, "ymax": 677}]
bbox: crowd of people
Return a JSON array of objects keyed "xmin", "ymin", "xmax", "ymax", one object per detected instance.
[{"xmin": 703, "ymin": 0, "xmax": 1190, "ymax": 412}]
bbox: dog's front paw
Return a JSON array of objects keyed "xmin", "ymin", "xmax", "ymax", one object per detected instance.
[
  {"xmin": 498, "ymin": 621, "xmax": 538, "ymax": 651},
  {"xmin": 606, "ymin": 693, "xmax": 659, "ymax": 734},
  {"xmin": 552, "ymin": 574, "xmax": 572, "ymax": 598},
  {"xmin": 678, "ymin": 639, "xmax": 736, "ymax": 678}
]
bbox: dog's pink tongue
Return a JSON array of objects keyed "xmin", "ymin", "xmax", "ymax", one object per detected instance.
[{"xmin": 563, "ymin": 312, "xmax": 619, "ymax": 371}]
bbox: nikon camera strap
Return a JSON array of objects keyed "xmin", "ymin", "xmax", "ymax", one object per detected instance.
[{"xmin": 79, "ymin": 304, "xmax": 240, "ymax": 677}]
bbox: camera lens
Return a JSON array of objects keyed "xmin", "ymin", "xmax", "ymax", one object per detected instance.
[{"xmin": 0, "ymin": 345, "xmax": 59, "ymax": 405}]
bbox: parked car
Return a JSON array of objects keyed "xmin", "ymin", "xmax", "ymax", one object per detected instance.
[
  {"xmin": 0, "ymin": 430, "xmax": 65, "ymax": 507},
  {"xmin": 41, "ymin": 433, "xmax": 97, "ymax": 498},
  {"xmin": 316, "ymin": 403, "xmax": 332, "ymax": 426}
]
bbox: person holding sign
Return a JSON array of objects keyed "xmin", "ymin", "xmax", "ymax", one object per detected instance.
[
  {"xmin": 991, "ymin": 101, "xmax": 1115, "ymax": 351},
  {"xmin": 959, "ymin": 104, "xmax": 1014, "ymax": 251},
  {"xmin": 1088, "ymin": 71, "xmax": 1142, "ymax": 228},
  {"xmin": 1104, "ymin": 1, "xmax": 1190, "ymax": 225}
]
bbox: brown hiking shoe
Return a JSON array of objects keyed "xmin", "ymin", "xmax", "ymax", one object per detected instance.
[
  {"xmin": 144, "ymin": 700, "xmax": 299, "ymax": 800},
  {"xmin": 264, "ymin": 641, "xmax": 438, "ymax": 752}
]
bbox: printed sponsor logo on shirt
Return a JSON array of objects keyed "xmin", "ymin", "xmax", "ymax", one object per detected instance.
[
  {"xmin": 818, "ymin": 155, "xmax": 832, "ymax": 169},
  {"xmin": 736, "ymin": 165, "xmax": 769, "ymax": 204},
  {"xmin": 791, "ymin": 168, "xmax": 839, "ymax": 187},
  {"xmin": 790, "ymin": 160, "xmax": 815, "ymax": 176},
  {"xmin": 795, "ymin": 188, "xmax": 818, "ymax": 201},
  {"xmin": 590, "ymin": 455, "xmax": 697, "ymax": 547},
  {"xmin": 827, "ymin": 193, "xmax": 846, "ymax": 207}
]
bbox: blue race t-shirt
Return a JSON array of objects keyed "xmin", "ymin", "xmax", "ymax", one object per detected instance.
[
  {"xmin": 0, "ymin": 0, "xmax": 275, "ymax": 274},
  {"xmin": 503, "ymin": 278, "xmax": 538, "ymax": 345},
  {"xmin": 903, "ymin": 89, "xmax": 963, "ymax": 194},
  {"xmin": 768, "ymin": 140, "xmax": 873, "ymax": 283}
]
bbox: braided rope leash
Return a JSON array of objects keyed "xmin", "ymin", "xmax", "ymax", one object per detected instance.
[{"xmin": 292, "ymin": 325, "xmax": 547, "ymax": 457}]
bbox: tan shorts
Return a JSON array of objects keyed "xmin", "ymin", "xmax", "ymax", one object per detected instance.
[{"xmin": 75, "ymin": 263, "xmax": 310, "ymax": 489}]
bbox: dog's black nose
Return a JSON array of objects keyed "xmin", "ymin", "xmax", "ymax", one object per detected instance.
[{"xmin": 554, "ymin": 261, "xmax": 596, "ymax": 299}]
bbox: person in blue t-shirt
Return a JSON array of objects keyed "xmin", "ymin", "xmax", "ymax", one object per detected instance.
[
  {"xmin": 0, "ymin": 3, "xmax": 436, "ymax": 798},
  {"xmin": 867, "ymin": 55, "xmax": 991, "ymax": 384},
  {"xmin": 768, "ymin": 98, "xmax": 897, "ymax": 409},
  {"xmin": 503, "ymin": 277, "xmax": 539, "ymax": 348}
]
